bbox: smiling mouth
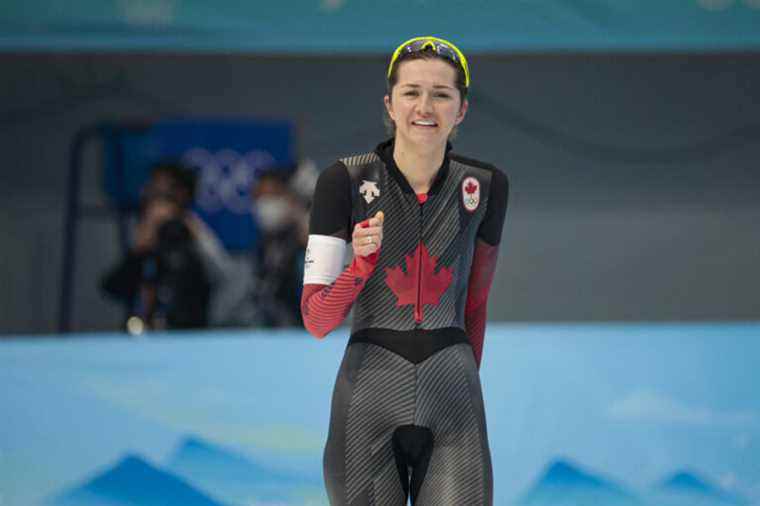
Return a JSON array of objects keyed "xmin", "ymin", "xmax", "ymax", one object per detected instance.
[{"xmin": 412, "ymin": 120, "xmax": 438, "ymax": 127}]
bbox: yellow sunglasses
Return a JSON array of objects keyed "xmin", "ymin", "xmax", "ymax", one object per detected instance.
[{"xmin": 387, "ymin": 36, "xmax": 470, "ymax": 88}]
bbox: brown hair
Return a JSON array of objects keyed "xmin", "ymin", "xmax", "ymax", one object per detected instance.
[{"xmin": 384, "ymin": 48, "xmax": 468, "ymax": 137}]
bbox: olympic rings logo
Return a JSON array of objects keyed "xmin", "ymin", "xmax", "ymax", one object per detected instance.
[{"xmin": 182, "ymin": 148, "xmax": 275, "ymax": 214}]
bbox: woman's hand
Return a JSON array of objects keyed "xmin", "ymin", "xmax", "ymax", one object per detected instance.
[{"xmin": 352, "ymin": 211, "xmax": 384, "ymax": 258}]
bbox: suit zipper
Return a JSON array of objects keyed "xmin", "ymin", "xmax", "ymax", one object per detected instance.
[{"xmin": 414, "ymin": 202, "xmax": 424, "ymax": 324}]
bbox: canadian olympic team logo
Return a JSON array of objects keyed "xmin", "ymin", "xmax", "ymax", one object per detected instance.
[
  {"xmin": 461, "ymin": 177, "xmax": 480, "ymax": 212},
  {"xmin": 182, "ymin": 148, "xmax": 275, "ymax": 214}
]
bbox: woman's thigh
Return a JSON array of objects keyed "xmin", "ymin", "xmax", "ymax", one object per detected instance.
[
  {"xmin": 414, "ymin": 344, "xmax": 493, "ymax": 505},
  {"xmin": 323, "ymin": 343, "xmax": 416, "ymax": 506}
]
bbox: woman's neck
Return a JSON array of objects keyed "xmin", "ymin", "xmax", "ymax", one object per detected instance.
[{"xmin": 392, "ymin": 137, "xmax": 447, "ymax": 195}]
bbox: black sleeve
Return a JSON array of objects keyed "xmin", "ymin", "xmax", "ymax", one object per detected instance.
[
  {"xmin": 308, "ymin": 161, "xmax": 352, "ymax": 239},
  {"xmin": 477, "ymin": 167, "xmax": 509, "ymax": 246}
]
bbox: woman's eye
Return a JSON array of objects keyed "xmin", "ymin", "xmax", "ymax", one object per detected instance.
[
  {"xmin": 404, "ymin": 91, "xmax": 418, "ymax": 97},
  {"xmin": 435, "ymin": 93, "xmax": 451, "ymax": 99}
]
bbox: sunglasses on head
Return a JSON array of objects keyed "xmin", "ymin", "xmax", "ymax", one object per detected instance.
[{"xmin": 387, "ymin": 36, "xmax": 470, "ymax": 88}]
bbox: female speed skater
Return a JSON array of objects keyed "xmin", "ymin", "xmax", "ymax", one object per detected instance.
[{"xmin": 301, "ymin": 35, "xmax": 509, "ymax": 505}]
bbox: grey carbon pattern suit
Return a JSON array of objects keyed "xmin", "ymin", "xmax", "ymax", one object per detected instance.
[{"xmin": 309, "ymin": 140, "xmax": 508, "ymax": 505}]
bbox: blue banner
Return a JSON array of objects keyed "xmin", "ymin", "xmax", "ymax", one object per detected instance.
[
  {"xmin": 102, "ymin": 118, "xmax": 295, "ymax": 251},
  {"xmin": 1, "ymin": 323, "xmax": 759, "ymax": 505},
  {"xmin": 2, "ymin": 1, "xmax": 760, "ymax": 53}
]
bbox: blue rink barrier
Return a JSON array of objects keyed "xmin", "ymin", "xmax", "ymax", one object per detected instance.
[{"xmin": 1, "ymin": 323, "xmax": 759, "ymax": 506}]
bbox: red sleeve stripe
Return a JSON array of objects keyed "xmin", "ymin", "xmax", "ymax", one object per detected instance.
[
  {"xmin": 465, "ymin": 241, "xmax": 499, "ymax": 368},
  {"xmin": 301, "ymin": 253, "xmax": 378, "ymax": 338}
]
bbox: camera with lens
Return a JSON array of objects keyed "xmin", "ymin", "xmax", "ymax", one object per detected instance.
[{"xmin": 152, "ymin": 218, "xmax": 210, "ymax": 329}]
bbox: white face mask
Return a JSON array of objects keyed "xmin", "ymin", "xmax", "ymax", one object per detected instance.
[{"xmin": 254, "ymin": 196, "xmax": 291, "ymax": 232}]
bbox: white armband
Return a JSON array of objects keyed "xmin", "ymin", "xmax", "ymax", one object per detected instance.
[{"xmin": 303, "ymin": 234, "xmax": 347, "ymax": 285}]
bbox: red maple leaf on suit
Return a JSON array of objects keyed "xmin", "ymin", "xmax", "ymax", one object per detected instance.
[
  {"xmin": 465, "ymin": 181, "xmax": 478, "ymax": 194},
  {"xmin": 385, "ymin": 243, "xmax": 453, "ymax": 321}
]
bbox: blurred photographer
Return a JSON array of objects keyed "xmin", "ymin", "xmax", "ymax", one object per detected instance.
[
  {"xmin": 101, "ymin": 163, "xmax": 211, "ymax": 330},
  {"xmin": 250, "ymin": 167, "xmax": 310, "ymax": 327}
]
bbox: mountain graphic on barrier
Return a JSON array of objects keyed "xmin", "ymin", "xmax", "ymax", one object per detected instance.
[
  {"xmin": 519, "ymin": 459, "xmax": 748, "ymax": 506},
  {"xmin": 165, "ymin": 435, "xmax": 320, "ymax": 504},
  {"xmin": 49, "ymin": 454, "xmax": 228, "ymax": 506},
  {"xmin": 45, "ymin": 449, "xmax": 749, "ymax": 506},
  {"xmin": 519, "ymin": 459, "xmax": 641, "ymax": 505},
  {"xmin": 648, "ymin": 471, "xmax": 748, "ymax": 506}
]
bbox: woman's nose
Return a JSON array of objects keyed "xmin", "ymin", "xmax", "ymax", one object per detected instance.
[{"xmin": 417, "ymin": 93, "xmax": 434, "ymax": 114}]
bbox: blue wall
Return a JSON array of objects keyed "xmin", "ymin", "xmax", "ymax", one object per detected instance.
[{"xmin": 3, "ymin": 0, "xmax": 760, "ymax": 52}]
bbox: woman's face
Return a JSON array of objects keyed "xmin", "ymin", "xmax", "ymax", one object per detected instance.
[{"xmin": 384, "ymin": 58, "xmax": 468, "ymax": 149}]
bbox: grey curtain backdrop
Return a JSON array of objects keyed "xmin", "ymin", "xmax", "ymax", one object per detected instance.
[{"xmin": 0, "ymin": 53, "xmax": 758, "ymax": 334}]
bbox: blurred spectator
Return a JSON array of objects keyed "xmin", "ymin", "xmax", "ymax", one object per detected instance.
[
  {"xmin": 101, "ymin": 162, "xmax": 230, "ymax": 331},
  {"xmin": 288, "ymin": 158, "xmax": 319, "ymax": 203},
  {"xmin": 165, "ymin": 164, "xmax": 256, "ymax": 327},
  {"xmin": 250, "ymin": 167, "xmax": 310, "ymax": 327}
]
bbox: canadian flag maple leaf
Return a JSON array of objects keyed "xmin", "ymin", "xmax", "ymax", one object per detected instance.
[
  {"xmin": 465, "ymin": 181, "xmax": 478, "ymax": 194},
  {"xmin": 385, "ymin": 242, "xmax": 453, "ymax": 321}
]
